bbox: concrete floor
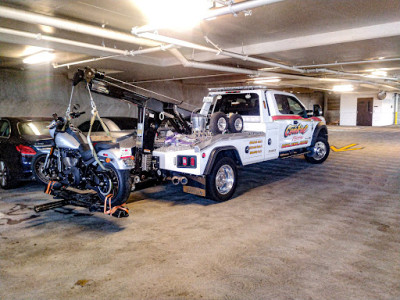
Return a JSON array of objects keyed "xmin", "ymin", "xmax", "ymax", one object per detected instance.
[{"xmin": 0, "ymin": 126, "xmax": 399, "ymax": 299}]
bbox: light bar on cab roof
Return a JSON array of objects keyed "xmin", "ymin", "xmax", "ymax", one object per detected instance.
[{"xmin": 208, "ymin": 86, "xmax": 268, "ymax": 92}]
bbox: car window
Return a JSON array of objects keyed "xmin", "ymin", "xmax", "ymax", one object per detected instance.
[
  {"xmin": 0, "ymin": 120, "xmax": 10, "ymax": 138},
  {"xmin": 275, "ymin": 94, "xmax": 306, "ymax": 116},
  {"xmin": 109, "ymin": 118, "xmax": 137, "ymax": 130},
  {"xmin": 18, "ymin": 121, "xmax": 50, "ymax": 136},
  {"xmin": 213, "ymin": 93, "xmax": 260, "ymax": 116},
  {"xmin": 78, "ymin": 120, "xmax": 107, "ymax": 132}
]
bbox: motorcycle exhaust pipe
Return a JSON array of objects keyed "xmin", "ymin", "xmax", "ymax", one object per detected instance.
[
  {"xmin": 172, "ymin": 176, "xmax": 180, "ymax": 185},
  {"xmin": 180, "ymin": 177, "xmax": 188, "ymax": 185}
]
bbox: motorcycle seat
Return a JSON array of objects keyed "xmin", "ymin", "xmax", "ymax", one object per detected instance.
[{"xmin": 94, "ymin": 142, "xmax": 119, "ymax": 152}]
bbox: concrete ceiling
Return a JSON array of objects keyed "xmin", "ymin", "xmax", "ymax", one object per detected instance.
[{"xmin": 0, "ymin": 0, "xmax": 399, "ymax": 94}]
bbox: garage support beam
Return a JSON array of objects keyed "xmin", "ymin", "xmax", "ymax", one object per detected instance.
[
  {"xmin": 172, "ymin": 21, "xmax": 400, "ymax": 64},
  {"xmin": 0, "ymin": 5, "xmax": 160, "ymax": 47},
  {"xmin": 0, "ymin": 27, "xmax": 166, "ymax": 67}
]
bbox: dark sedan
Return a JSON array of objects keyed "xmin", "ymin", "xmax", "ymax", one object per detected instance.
[{"xmin": 0, "ymin": 117, "xmax": 53, "ymax": 189}]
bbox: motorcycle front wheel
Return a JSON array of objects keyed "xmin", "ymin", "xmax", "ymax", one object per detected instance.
[{"xmin": 96, "ymin": 163, "xmax": 132, "ymax": 207}]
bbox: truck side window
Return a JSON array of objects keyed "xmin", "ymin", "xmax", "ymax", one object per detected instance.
[
  {"xmin": 275, "ymin": 94, "xmax": 307, "ymax": 117},
  {"xmin": 214, "ymin": 93, "xmax": 260, "ymax": 116}
]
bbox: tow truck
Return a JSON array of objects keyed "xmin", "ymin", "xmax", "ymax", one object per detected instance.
[{"xmin": 152, "ymin": 86, "xmax": 329, "ymax": 201}]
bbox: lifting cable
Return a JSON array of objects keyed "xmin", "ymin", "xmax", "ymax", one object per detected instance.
[{"xmin": 86, "ymin": 82, "xmax": 111, "ymax": 170}]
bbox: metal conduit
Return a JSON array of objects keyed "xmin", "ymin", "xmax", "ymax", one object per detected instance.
[
  {"xmin": 138, "ymin": 32, "xmax": 304, "ymax": 73},
  {"xmin": 169, "ymin": 49, "xmax": 400, "ymax": 91}
]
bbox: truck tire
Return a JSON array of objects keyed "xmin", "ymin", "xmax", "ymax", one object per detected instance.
[
  {"xmin": 210, "ymin": 112, "xmax": 228, "ymax": 135},
  {"xmin": 206, "ymin": 157, "xmax": 237, "ymax": 202},
  {"xmin": 0, "ymin": 160, "xmax": 17, "ymax": 189},
  {"xmin": 305, "ymin": 136, "xmax": 330, "ymax": 164},
  {"xmin": 228, "ymin": 114, "xmax": 244, "ymax": 133}
]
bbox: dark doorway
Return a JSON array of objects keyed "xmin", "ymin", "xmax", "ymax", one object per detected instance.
[{"xmin": 357, "ymin": 98, "xmax": 373, "ymax": 126}]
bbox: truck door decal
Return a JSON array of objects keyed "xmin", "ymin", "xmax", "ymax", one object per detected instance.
[{"xmin": 284, "ymin": 123, "xmax": 308, "ymax": 137}]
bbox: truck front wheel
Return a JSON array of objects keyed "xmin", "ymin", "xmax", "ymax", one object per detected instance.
[
  {"xmin": 206, "ymin": 157, "xmax": 237, "ymax": 202},
  {"xmin": 305, "ymin": 136, "xmax": 330, "ymax": 164}
]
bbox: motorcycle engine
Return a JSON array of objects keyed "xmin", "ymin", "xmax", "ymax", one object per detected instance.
[{"xmin": 61, "ymin": 150, "xmax": 79, "ymax": 168}]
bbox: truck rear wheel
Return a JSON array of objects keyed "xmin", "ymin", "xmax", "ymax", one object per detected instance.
[
  {"xmin": 206, "ymin": 157, "xmax": 237, "ymax": 202},
  {"xmin": 305, "ymin": 136, "xmax": 330, "ymax": 164}
]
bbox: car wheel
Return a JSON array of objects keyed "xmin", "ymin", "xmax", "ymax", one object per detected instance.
[
  {"xmin": 0, "ymin": 160, "xmax": 17, "ymax": 189},
  {"xmin": 305, "ymin": 136, "xmax": 330, "ymax": 164},
  {"xmin": 32, "ymin": 154, "xmax": 50, "ymax": 185},
  {"xmin": 206, "ymin": 157, "xmax": 237, "ymax": 202}
]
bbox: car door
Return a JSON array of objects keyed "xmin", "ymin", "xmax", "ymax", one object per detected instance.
[{"xmin": 272, "ymin": 94, "xmax": 313, "ymax": 151}]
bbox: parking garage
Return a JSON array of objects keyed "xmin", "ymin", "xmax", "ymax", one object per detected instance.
[{"xmin": 0, "ymin": 1, "xmax": 399, "ymax": 299}]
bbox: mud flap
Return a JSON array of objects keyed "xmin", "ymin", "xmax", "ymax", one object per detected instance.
[{"xmin": 182, "ymin": 176, "xmax": 206, "ymax": 197}]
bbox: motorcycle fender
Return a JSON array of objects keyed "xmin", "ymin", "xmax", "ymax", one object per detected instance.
[{"xmin": 97, "ymin": 148, "xmax": 131, "ymax": 170}]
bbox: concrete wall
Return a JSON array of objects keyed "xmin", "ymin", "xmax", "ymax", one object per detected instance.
[
  {"xmin": 296, "ymin": 92, "xmax": 324, "ymax": 110},
  {"xmin": 0, "ymin": 70, "xmax": 208, "ymax": 123},
  {"xmin": 340, "ymin": 92, "xmax": 396, "ymax": 126},
  {"xmin": 0, "ymin": 69, "xmax": 137, "ymax": 124}
]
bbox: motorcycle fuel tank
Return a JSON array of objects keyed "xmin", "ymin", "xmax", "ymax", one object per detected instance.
[{"xmin": 55, "ymin": 132, "xmax": 80, "ymax": 149}]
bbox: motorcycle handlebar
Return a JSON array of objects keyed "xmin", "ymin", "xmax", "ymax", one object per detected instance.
[{"xmin": 69, "ymin": 111, "xmax": 86, "ymax": 119}]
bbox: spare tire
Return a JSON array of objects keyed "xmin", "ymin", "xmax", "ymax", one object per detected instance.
[
  {"xmin": 228, "ymin": 114, "xmax": 244, "ymax": 133},
  {"xmin": 210, "ymin": 112, "xmax": 228, "ymax": 135}
]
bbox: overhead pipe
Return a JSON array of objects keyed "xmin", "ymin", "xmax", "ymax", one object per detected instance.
[
  {"xmin": 53, "ymin": 44, "xmax": 174, "ymax": 68},
  {"xmin": 132, "ymin": 0, "xmax": 284, "ymax": 34},
  {"xmin": 137, "ymin": 32, "xmax": 305, "ymax": 73},
  {"xmin": 0, "ymin": 5, "xmax": 160, "ymax": 47},
  {"xmin": 0, "ymin": 27, "xmax": 130, "ymax": 56},
  {"xmin": 305, "ymin": 68, "xmax": 399, "ymax": 83},
  {"xmin": 0, "ymin": 27, "xmax": 173, "ymax": 68},
  {"xmin": 297, "ymin": 57, "xmax": 400, "ymax": 69},
  {"xmin": 169, "ymin": 49, "xmax": 400, "ymax": 91}
]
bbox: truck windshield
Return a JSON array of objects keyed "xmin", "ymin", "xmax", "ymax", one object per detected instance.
[{"xmin": 213, "ymin": 93, "xmax": 260, "ymax": 116}]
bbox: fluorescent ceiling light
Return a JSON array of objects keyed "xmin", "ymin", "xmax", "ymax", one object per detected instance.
[
  {"xmin": 23, "ymin": 51, "xmax": 55, "ymax": 64},
  {"xmin": 332, "ymin": 84, "xmax": 354, "ymax": 92},
  {"xmin": 22, "ymin": 46, "xmax": 50, "ymax": 57},
  {"xmin": 253, "ymin": 77, "xmax": 281, "ymax": 84},
  {"xmin": 371, "ymin": 70, "xmax": 387, "ymax": 77},
  {"xmin": 135, "ymin": 0, "xmax": 210, "ymax": 30}
]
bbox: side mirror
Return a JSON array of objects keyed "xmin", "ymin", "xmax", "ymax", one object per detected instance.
[
  {"xmin": 313, "ymin": 104, "xmax": 322, "ymax": 117},
  {"xmin": 73, "ymin": 104, "xmax": 80, "ymax": 112}
]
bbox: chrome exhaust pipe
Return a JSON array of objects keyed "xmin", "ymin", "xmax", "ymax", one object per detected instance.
[
  {"xmin": 172, "ymin": 176, "xmax": 180, "ymax": 185},
  {"xmin": 180, "ymin": 177, "xmax": 188, "ymax": 185}
]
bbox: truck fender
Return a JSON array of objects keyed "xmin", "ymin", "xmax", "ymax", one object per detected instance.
[
  {"xmin": 204, "ymin": 146, "xmax": 242, "ymax": 175},
  {"xmin": 311, "ymin": 123, "xmax": 328, "ymax": 146}
]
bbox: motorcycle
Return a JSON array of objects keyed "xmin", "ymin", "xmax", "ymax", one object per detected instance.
[{"xmin": 42, "ymin": 108, "xmax": 133, "ymax": 210}]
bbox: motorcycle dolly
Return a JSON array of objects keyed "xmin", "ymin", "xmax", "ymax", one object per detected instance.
[{"xmin": 34, "ymin": 182, "xmax": 129, "ymax": 218}]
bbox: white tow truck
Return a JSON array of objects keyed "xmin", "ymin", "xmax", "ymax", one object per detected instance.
[{"xmin": 152, "ymin": 86, "xmax": 329, "ymax": 201}]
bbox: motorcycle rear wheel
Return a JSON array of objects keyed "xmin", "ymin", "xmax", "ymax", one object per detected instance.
[{"xmin": 96, "ymin": 163, "xmax": 131, "ymax": 207}]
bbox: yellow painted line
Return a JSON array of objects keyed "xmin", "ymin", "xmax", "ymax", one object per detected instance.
[{"xmin": 331, "ymin": 144, "xmax": 364, "ymax": 152}]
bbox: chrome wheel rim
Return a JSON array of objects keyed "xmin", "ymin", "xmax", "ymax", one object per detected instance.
[
  {"xmin": 215, "ymin": 164, "xmax": 234, "ymax": 195},
  {"xmin": 313, "ymin": 141, "xmax": 327, "ymax": 160},
  {"xmin": 234, "ymin": 118, "xmax": 243, "ymax": 131},
  {"xmin": 217, "ymin": 117, "xmax": 227, "ymax": 132},
  {"xmin": 0, "ymin": 161, "xmax": 7, "ymax": 187},
  {"xmin": 98, "ymin": 168, "xmax": 119, "ymax": 197}
]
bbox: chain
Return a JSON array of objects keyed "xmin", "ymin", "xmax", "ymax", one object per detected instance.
[{"xmin": 65, "ymin": 85, "xmax": 75, "ymax": 119}]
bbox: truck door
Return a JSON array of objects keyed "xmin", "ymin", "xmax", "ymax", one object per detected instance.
[{"xmin": 272, "ymin": 94, "xmax": 313, "ymax": 151}]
